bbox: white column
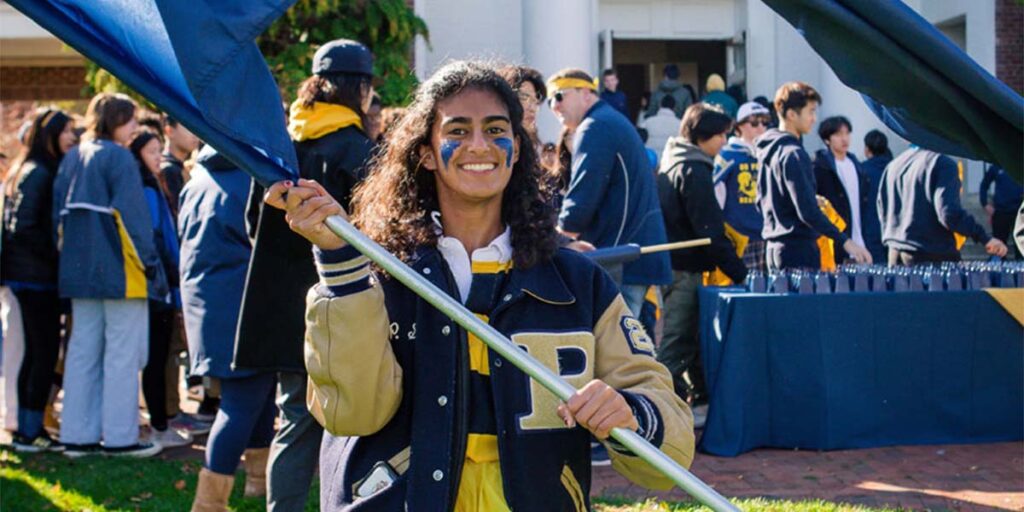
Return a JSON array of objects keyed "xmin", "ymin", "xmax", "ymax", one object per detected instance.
[
  {"xmin": 523, "ymin": 0, "xmax": 595, "ymax": 143},
  {"xmin": 963, "ymin": 1, "xmax": 996, "ymax": 192},
  {"xmin": 745, "ymin": 0, "xmax": 778, "ymax": 102}
]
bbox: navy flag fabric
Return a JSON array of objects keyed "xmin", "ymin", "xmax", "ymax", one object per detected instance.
[
  {"xmin": 764, "ymin": 0, "xmax": 1024, "ymax": 182},
  {"xmin": 7, "ymin": 0, "xmax": 298, "ymax": 186}
]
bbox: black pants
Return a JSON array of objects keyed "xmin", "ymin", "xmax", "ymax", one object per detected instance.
[
  {"xmin": 657, "ymin": 271, "xmax": 706, "ymax": 404},
  {"xmin": 993, "ymin": 210, "xmax": 1018, "ymax": 259},
  {"xmin": 887, "ymin": 248, "xmax": 961, "ymax": 266},
  {"xmin": 142, "ymin": 304, "xmax": 174, "ymax": 431},
  {"xmin": 766, "ymin": 238, "xmax": 820, "ymax": 272},
  {"xmin": 14, "ymin": 288, "xmax": 62, "ymax": 413}
]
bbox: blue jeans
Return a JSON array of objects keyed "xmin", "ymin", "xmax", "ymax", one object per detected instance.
[
  {"xmin": 206, "ymin": 373, "xmax": 277, "ymax": 475},
  {"xmin": 620, "ymin": 283, "xmax": 661, "ymax": 341},
  {"xmin": 267, "ymin": 371, "xmax": 322, "ymax": 511},
  {"xmin": 620, "ymin": 284, "xmax": 648, "ymax": 317}
]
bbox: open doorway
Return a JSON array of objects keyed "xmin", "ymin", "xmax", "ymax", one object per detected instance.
[{"xmin": 611, "ymin": 39, "xmax": 729, "ymax": 122}]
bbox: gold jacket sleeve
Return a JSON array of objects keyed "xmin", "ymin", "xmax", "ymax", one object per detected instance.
[
  {"xmin": 593, "ymin": 295, "xmax": 696, "ymax": 490},
  {"xmin": 304, "ymin": 283, "xmax": 403, "ymax": 436}
]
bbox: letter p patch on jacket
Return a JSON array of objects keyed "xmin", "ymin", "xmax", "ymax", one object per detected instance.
[{"xmin": 512, "ymin": 331, "xmax": 595, "ymax": 431}]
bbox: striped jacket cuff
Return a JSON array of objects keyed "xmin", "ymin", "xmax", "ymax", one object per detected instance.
[
  {"xmin": 607, "ymin": 391, "xmax": 664, "ymax": 455},
  {"xmin": 313, "ymin": 245, "xmax": 372, "ymax": 297}
]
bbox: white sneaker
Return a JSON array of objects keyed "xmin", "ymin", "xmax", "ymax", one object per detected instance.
[
  {"xmin": 103, "ymin": 441, "xmax": 162, "ymax": 458},
  {"xmin": 692, "ymin": 404, "xmax": 708, "ymax": 429},
  {"xmin": 151, "ymin": 427, "xmax": 193, "ymax": 448}
]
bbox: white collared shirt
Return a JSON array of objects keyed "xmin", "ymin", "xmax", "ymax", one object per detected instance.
[{"xmin": 436, "ymin": 226, "xmax": 513, "ymax": 303}]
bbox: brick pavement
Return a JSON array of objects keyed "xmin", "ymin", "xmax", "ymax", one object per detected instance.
[
  {"xmin": 591, "ymin": 441, "xmax": 1024, "ymax": 511},
  {"xmin": 4, "ymin": 423, "xmax": 1020, "ymax": 510}
]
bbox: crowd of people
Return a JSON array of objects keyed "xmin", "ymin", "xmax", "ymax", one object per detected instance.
[{"xmin": 1, "ymin": 38, "xmax": 1020, "ymax": 512}]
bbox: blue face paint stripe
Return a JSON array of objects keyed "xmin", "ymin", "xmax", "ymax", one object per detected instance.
[
  {"xmin": 440, "ymin": 139, "xmax": 460, "ymax": 169},
  {"xmin": 494, "ymin": 137, "xmax": 514, "ymax": 168}
]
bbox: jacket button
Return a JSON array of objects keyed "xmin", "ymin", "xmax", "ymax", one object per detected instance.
[
  {"xmin": 441, "ymin": 325, "xmax": 451, "ymax": 336},
  {"xmin": 437, "ymin": 395, "xmax": 448, "ymax": 406},
  {"xmin": 423, "ymin": 267, "xmax": 432, "ymax": 275},
  {"xmin": 503, "ymin": 293, "xmax": 512, "ymax": 302},
  {"xmin": 493, "ymin": 359, "xmax": 502, "ymax": 368},
  {"xmin": 432, "ymin": 469, "xmax": 444, "ymax": 481}
]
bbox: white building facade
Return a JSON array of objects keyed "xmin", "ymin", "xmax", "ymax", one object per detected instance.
[{"xmin": 412, "ymin": 0, "xmax": 1002, "ymax": 191}]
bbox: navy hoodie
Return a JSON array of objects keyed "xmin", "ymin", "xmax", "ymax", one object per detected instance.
[
  {"xmin": 755, "ymin": 128, "xmax": 847, "ymax": 244},
  {"xmin": 878, "ymin": 148, "xmax": 989, "ymax": 256}
]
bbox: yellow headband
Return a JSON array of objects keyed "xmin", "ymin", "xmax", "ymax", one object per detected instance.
[{"xmin": 547, "ymin": 77, "xmax": 598, "ymax": 93}]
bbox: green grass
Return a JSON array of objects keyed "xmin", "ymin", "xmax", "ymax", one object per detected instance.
[
  {"xmin": 0, "ymin": 449, "xmax": 317, "ymax": 511},
  {"xmin": 2, "ymin": 448, "xmax": 900, "ymax": 512}
]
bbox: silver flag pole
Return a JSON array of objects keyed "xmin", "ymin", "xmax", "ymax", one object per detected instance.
[{"xmin": 323, "ymin": 215, "xmax": 738, "ymax": 512}]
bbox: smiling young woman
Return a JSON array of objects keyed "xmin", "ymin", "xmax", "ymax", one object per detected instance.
[
  {"xmin": 265, "ymin": 60, "xmax": 694, "ymax": 512},
  {"xmin": 350, "ymin": 61, "xmax": 556, "ymax": 268}
]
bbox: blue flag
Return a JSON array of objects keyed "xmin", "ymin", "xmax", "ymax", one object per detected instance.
[
  {"xmin": 764, "ymin": 0, "xmax": 1024, "ymax": 182},
  {"xmin": 7, "ymin": 0, "xmax": 298, "ymax": 186}
]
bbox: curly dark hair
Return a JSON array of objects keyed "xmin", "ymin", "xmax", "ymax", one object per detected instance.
[{"xmin": 351, "ymin": 60, "xmax": 558, "ymax": 270}]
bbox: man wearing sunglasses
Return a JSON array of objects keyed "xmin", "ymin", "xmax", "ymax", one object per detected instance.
[
  {"xmin": 546, "ymin": 68, "xmax": 672, "ymax": 320},
  {"xmin": 547, "ymin": 67, "xmax": 672, "ymax": 468},
  {"xmin": 712, "ymin": 101, "xmax": 772, "ymax": 272}
]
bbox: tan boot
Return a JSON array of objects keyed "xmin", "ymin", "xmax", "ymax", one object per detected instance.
[
  {"xmin": 242, "ymin": 447, "xmax": 269, "ymax": 498},
  {"xmin": 191, "ymin": 468, "xmax": 234, "ymax": 512},
  {"xmin": 43, "ymin": 403, "xmax": 60, "ymax": 434}
]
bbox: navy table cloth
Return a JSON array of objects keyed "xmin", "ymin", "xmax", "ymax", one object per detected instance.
[{"xmin": 697, "ymin": 287, "xmax": 1024, "ymax": 456}]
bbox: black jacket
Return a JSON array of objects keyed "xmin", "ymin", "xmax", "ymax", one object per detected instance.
[
  {"xmin": 234, "ymin": 125, "xmax": 373, "ymax": 372},
  {"xmin": 878, "ymin": 148, "xmax": 989, "ymax": 257},
  {"xmin": 1, "ymin": 158, "xmax": 60, "ymax": 286},
  {"xmin": 160, "ymin": 152, "xmax": 185, "ymax": 215},
  {"xmin": 860, "ymin": 154, "xmax": 892, "ymax": 264},
  {"xmin": 812, "ymin": 149, "xmax": 872, "ymax": 265},
  {"xmin": 756, "ymin": 129, "xmax": 847, "ymax": 244},
  {"xmin": 657, "ymin": 138, "xmax": 747, "ymax": 283},
  {"xmin": 294, "ymin": 126, "xmax": 376, "ymax": 209}
]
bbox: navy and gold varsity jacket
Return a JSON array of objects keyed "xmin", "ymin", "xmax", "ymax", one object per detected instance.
[{"xmin": 305, "ymin": 244, "xmax": 694, "ymax": 511}]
